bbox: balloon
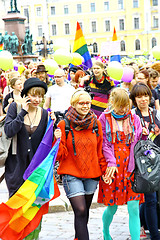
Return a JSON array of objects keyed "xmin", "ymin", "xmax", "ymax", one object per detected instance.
[
  {"xmin": 18, "ymin": 64, "xmax": 26, "ymax": 75},
  {"xmin": 53, "ymin": 38, "xmax": 70, "ymax": 51},
  {"xmin": 0, "ymin": 50, "xmax": 13, "ymax": 71},
  {"xmin": 71, "ymin": 53, "xmax": 83, "ymax": 66},
  {"xmin": 53, "ymin": 48, "xmax": 73, "ymax": 65},
  {"xmin": 152, "ymin": 46, "xmax": 160, "ymax": 60},
  {"xmin": 14, "ymin": 64, "xmax": 18, "ymax": 71},
  {"xmin": 44, "ymin": 59, "xmax": 59, "ymax": 75},
  {"xmin": 121, "ymin": 67, "xmax": 134, "ymax": 83},
  {"xmin": 107, "ymin": 61, "xmax": 123, "ymax": 81}
]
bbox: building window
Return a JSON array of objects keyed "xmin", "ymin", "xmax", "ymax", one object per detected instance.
[
  {"xmin": 119, "ymin": 19, "xmax": 124, "ymax": 30},
  {"xmin": 93, "ymin": 42, "xmax": 98, "ymax": 53},
  {"xmin": 65, "ymin": 23, "xmax": 70, "ymax": 34},
  {"xmin": 135, "ymin": 39, "xmax": 140, "ymax": 50},
  {"xmin": 133, "ymin": 0, "xmax": 138, "ymax": 8},
  {"xmin": 91, "ymin": 3, "xmax": 95, "ymax": 12},
  {"xmin": 105, "ymin": 20, "xmax": 110, "ymax": 31},
  {"xmin": 36, "ymin": 7, "xmax": 42, "ymax": 17},
  {"xmin": 64, "ymin": 5, "xmax": 69, "ymax": 14},
  {"xmin": 79, "ymin": 22, "xmax": 83, "ymax": 30},
  {"xmin": 118, "ymin": 0, "xmax": 124, "ymax": 10},
  {"xmin": 134, "ymin": 17, "xmax": 139, "ymax": 29},
  {"xmin": 77, "ymin": 4, "xmax": 82, "ymax": 13},
  {"xmin": 153, "ymin": 16, "xmax": 158, "ymax": 28},
  {"xmin": 104, "ymin": 1, "xmax": 109, "ymax": 11},
  {"xmin": 51, "ymin": 6, "xmax": 55, "ymax": 15},
  {"xmin": 38, "ymin": 25, "xmax": 42, "ymax": 37},
  {"xmin": 153, "ymin": 0, "xmax": 158, "ymax": 6},
  {"xmin": 120, "ymin": 40, "xmax": 125, "ymax": 51},
  {"xmin": 52, "ymin": 24, "xmax": 57, "ymax": 36},
  {"xmin": 152, "ymin": 37, "xmax": 157, "ymax": 48},
  {"xmin": 91, "ymin": 21, "xmax": 96, "ymax": 32},
  {"xmin": 24, "ymin": 8, "xmax": 29, "ymax": 23}
]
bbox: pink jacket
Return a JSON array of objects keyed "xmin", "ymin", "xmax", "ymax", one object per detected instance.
[{"xmin": 99, "ymin": 112, "xmax": 144, "ymax": 172}]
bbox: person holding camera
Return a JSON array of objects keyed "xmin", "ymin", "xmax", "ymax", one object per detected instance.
[{"xmin": 130, "ymin": 82, "xmax": 160, "ymax": 240}]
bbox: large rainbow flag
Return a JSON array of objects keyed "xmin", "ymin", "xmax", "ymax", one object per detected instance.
[
  {"xmin": 0, "ymin": 121, "xmax": 60, "ymax": 240},
  {"xmin": 73, "ymin": 21, "xmax": 92, "ymax": 70},
  {"xmin": 110, "ymin": 26, "xmax": 121, "ymax": 63}
]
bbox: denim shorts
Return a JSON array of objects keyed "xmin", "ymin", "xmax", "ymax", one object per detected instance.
[{"xmin": 62, "ymin": 174, "xmax": 99, "ymax": 198}]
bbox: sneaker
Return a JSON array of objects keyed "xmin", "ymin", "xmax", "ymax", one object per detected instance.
[{"xmin": 140, "ymin": 226, "xmax": 147, "ymax": 239}]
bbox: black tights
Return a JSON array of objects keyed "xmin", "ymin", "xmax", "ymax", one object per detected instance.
[{"xmin": 69, "ymin": 194, "xmax": 94, "ymax": 240}]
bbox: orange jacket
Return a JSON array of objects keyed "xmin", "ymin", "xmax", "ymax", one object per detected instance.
[{"xmin": 56, "ymin": 120, "xmax": 107, "ymax": 178}]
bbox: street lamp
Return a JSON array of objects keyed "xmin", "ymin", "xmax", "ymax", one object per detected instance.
[{"xmin": 35, "ymin": 33, "xmax": 54, "ymax": 57}]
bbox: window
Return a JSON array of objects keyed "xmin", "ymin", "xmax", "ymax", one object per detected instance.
[
  {"xmin": 153, "ymin": 16, "xmax": 158, "ymax": 28},
  {"xmin": 91, "ymin": 21, "xmax": 96, "ymax": 32},
  {"xmin": 65, "ymin": 23, "xmax": 70, "ymax": 34},
  {"xmin": 152, "ymin": 37, "xmax": 157, "ymax": 48},
  {"xmin": 38, "ymin": 25, "xmax": 42, "ymax": 37},
  {"xmin": 120, "ymin": 40, "xmax": 125, "ymax": 51},
  {"xmin": 104, "ymin": 1, "xmax": 109, "ymax": 11},
  {"xmin": 153, "ymin": 0, "xmax": 158, "ymax": 6},
  {"xmin": 79, "ymin": 22, "xmax": 83, "ymax": 30},
  {"xmin": 134, "ymin": 17, "xmax": 139, "ymax": 29},
  {"xmin": 93, "ymin": 42, "xmax": 98, "ymax": 53},
  {"xmin": 91, "ymin": 3, "xmax": 95, "ymax": 12},
  {"xmin": 24, "ymin": 8, "xmax": 29, "ymax": 23},
  {"xmin": 51, "ymin": 6, "xmax": 55, "ymax": 15},
  {"xmin": 64, "ymin": 5, "xmax": 69, "ymax": 14},
  {"xmin": 52, "ymin": 24, "xmax": 56, "ymax": 36},
  {"xmin": 118, "ymin": 0, "xmax": 123, "ymax": 10},
  {"xmin": 77, "ymin": 4, "xmax": 82, "ymax": 13},
  {"xmin": 36, "ymin": 7, "xmax": 41, "ymax": 17},
  {"xmin": 105, "ymin": 20, "xmax": 110, "ymax": 31},
  {"xmin": 135, "ymin": 39, "xmax": 140, "ymax": 50},
  {"xmin": 119, "ymin": 19, "xmax": 124, "ymax": 30},
  {"xmin": 133, "ymin": 0, "xmax": 138, "ymax": 8}
]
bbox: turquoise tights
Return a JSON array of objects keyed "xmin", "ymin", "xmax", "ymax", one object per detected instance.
[{"xmin": 102, "ymin": 200, "xmax": 140, "ymax": 240}]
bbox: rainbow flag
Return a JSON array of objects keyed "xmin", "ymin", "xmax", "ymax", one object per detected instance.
[
  {"xmin": 112, "ymin": 26, "xmax": 118, "ymax": 41},
  {"xmin": 0, "ymin": 122, "xmax": 60, "ymax": 240},
  {"xmin": 110, "ymin": 26, "xmax": 121, "ymax": 63},
  {"xmin": 73, "ymin": 21, "xmax": 92, "ymax": 70}
]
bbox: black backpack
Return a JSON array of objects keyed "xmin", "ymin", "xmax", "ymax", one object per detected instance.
[{"xmin": 64, "ymin": 117, "xmax": 99, "ymax": 156}]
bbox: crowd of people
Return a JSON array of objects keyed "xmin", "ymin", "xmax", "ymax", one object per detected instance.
[{"xmin": 1, "ymin": 58, "xmax": 160, "ymax": 240}]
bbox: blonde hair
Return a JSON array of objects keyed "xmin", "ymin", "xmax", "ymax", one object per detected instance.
[
  {"xmin": 108, "ymin": 87, "xmax": 130, "ymax": 111},
  {"xmin": 70, "ymin": 89, "xmax": 91, "ymax": 106},
  {"xmin": 92, "ymin": 61, "xmax": 105, "ymax": 69},
  {"xmin": 10, "ymin": 77, "xmax": 20, "ymax": 88},
  {"xmin": 27, "ymin": 87, "xmax": 45, "ymax": 98}
]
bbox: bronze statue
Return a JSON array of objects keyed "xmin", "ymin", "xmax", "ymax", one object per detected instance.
[
  {"xmin": 3, "ymin": 31, "xmax": 10, "ymax": 50},
  {"xmin": 10, "ymin": 0, "xmax": 19, "ymax": 12},
  {"xmin": 9, "ymin": 32, "xmax": 19, "ymax": 55},
  {"xmin": 22, "ymin": 29, "xmax": 33, "ymax": 55},
  {"xmin": 0, "ymin": 33, "xmax": 4, "ymax": 45}
]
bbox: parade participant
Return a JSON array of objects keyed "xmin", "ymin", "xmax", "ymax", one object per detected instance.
[
  {"xmin": 98, "ymin": 87, "xmax": 144, "ymax": 240},
  {"xmin": 0, "ymin": 69, "xmax": 7, "ymax": 115},
  {"xmin": 149, "ymin": 69, "xmax": 160, "ymax": 103},
  {"xmin": 54, "ymin": 89, "xmax": 107, "ymax": 240},
  {"xmin": 3, "ymin": 76, "xmax": 23, "ymax": 113},
  {"xmin": 79, "ymin": 61, "xmax": 114, "ymax": 118},
  {"xmin": 130, "ymin": 82, "xmax": 160, "ymax": 240},
  {"xmin": 4, "ymin": 77, "xmax": 56, "ymax": 239},
  {"xmin": 35, "ymin": 64, "xmax": 51, "ymax": 86}
]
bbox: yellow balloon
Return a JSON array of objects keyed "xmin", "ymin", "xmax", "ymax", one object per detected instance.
[
  {"xmin": 18, "ymin": 64, "xmax": 26, "ymax": 75},
  {"xmin": 53, "ymin": 48, "xmax": 73, "ymax": 65},
  {"xmin": 0, "ymin": 50, "xmax": 13, "ymax": 71},
  {"xmin": 53, "ymin": 38, "xmax": 70, "ymax": 52},
  {"xmin": 107, "ymin": 61, "xmax": 123, "ymax": 81},
  {"xmin": 152, "ymin": 46, "xmax": 160, "ymax": 60},
  {"xmin": 44, "ymin": 59, "xmax": 59, "ymax": 75},
  {"xmin": 71, "ymin": 53, "xmax": 83, "ymax": 66}
]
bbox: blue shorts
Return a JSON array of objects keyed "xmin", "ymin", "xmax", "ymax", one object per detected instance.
[{"xmin": 62, "ymin": 174, "xmax": 99, "ymax": 199}]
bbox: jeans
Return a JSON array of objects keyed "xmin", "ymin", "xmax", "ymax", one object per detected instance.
[{"xmin": 140, "ymin": 192, "xmax": 160, "ymax": 240}]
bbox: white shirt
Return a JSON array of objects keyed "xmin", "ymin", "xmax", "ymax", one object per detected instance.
[{"xmin": 46, "ymin": 83, "xmax": 75, "ymax": 113}]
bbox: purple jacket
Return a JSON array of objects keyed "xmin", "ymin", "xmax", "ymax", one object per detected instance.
[{"xmin": 99, "ymin": 112, "xmax": 144, "ymax": 172}]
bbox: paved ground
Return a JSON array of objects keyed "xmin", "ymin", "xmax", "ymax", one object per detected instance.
[{"xmin": 0, "ymin": 168, "xmax": 151, "ymax": 240}]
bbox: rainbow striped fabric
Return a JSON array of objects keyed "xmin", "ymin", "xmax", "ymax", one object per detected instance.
[
  {"xmin": 0, "ymin": 122, "xmax": 60, "ymax": 240},
  {"xmin": 73, "ymin": 21, "xmax": 92, "ymax": 70}
]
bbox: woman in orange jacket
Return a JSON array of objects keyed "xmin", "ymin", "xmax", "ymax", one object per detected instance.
[{"xmin": 54, "ymin": 89, "xmax": 107, "ymax": 240}]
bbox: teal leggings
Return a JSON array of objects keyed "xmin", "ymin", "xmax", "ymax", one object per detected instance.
[{"xmin": 102, "ymin": 200, "xmax": 140, "ymax": 240}]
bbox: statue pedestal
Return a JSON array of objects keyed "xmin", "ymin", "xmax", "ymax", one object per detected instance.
[
  {"xmin": 2, "ymin": 12, "xmax": 26, "ymax": 42},
  {"xmin": 13, "ymin": 55, "xmax": 39, "ymax": 64}
]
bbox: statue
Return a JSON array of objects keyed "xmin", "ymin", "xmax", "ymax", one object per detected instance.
[
  {"xmin": 0, "ymin": 33, "xmax": 4, "ymax": 45},
  {"xmin": 21, "ymin": 29, "xmax": 33, "ymax": 55},
  {"xmin": 3, "ymin": 31, "xmax": 10, "ymax": 50},
  {"xmin": 10, "ymin": 0, "xmax": 19, "ymax": 12},
  {"xmin": 9, "ymin": 32, "xmax": 19, "ymax": 55}
]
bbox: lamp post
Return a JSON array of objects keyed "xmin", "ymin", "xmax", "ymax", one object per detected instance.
[{"xmin": 35, "ymin": 33, "xmax": 54, "ymax": 57}]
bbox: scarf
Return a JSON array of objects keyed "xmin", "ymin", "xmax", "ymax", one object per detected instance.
[
  {"xmin": 65, "ymin": 106, "xmax": 97, "ymax": 131},
  {"xmin": 105, "ymin": 109, "xmax": 135, "ymax": 143}
]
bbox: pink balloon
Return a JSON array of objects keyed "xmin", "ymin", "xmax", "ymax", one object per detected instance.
[{"xmin": 121, "ymin": 67, "xmax": 134, "ymax": 82}]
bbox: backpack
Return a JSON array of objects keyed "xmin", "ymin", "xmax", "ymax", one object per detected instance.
[
  {"xmin": 64, "ymin": 117, "xmax": 99, "ymax": 156},
  {"xmin": 129, "ymin": 138, "xmax": 160, "ymax": 194},
  {"xmin": 0, "ymin": 103, "xmax": 21, "ymax": 182}
]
